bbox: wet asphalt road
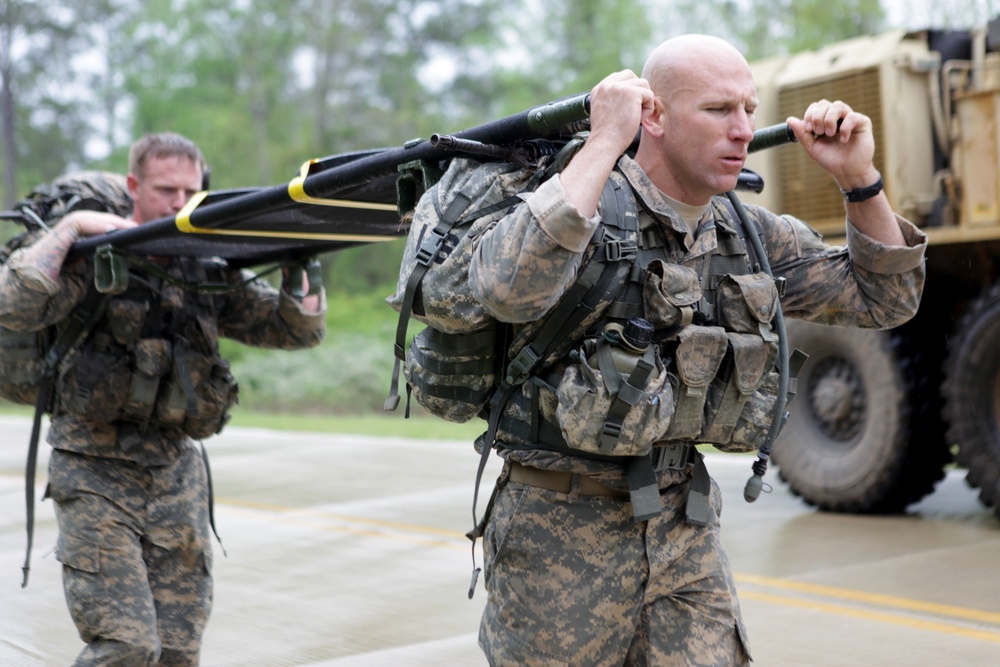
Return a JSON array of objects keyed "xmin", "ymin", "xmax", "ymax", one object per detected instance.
[{"xmin": 1, "ymin": 415, "xmax": 998, "ymax": 666}]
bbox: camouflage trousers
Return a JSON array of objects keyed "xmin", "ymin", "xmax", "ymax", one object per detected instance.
[
  {"xmin": 47, "ymin": 446, "xmax": 213, "ymax": 667},
  {"xmin": 479, "ymin": 467, "xmax": 752, "ymax": 666}
]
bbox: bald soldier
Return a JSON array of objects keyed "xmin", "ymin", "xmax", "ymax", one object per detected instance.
[{"xmin": 465, "ymin": 35, "xmax": 926, "ymax": 665}]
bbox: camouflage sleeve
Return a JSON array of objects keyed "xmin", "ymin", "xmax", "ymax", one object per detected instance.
[
  {"xmin": 0, "ymin": 248, "xmax": 90, "ymax": 332},
  {"xmin": 216, "ymin": 268, "xmax": 326, "ymax": 349},
  {"xmin": 756, "ymin": 207, "xmax": 927, "ymax": 329},
  {"xmin": 469, "ymin": 175, "xmax": 600, "ymax": 323}
]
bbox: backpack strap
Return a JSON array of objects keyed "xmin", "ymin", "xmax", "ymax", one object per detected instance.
[
  {"xmin": 465, "ymin": 175, "xmax": 638, "ymax": 595},
  {"xmin": 21, "ymin": 284, "xmax": 109, "ymax": 588}
]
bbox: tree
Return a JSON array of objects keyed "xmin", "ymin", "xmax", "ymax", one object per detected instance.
[{"xmin": 0, "ymin": 0, "xmax": 95, "ymax": 206}]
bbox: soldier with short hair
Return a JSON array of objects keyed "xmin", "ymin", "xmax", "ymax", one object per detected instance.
[
  {"xmin": 0, "ymin": 132, "xmax": 326, "ymax": 665},
  {"xmin": 466, "ymin": 35, "xmax": 926, "ymax": 665}
]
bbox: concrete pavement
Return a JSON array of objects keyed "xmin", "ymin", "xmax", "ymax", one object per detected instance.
[{"xmin": 1, "ymin": 415, "xmax": 998, "ymax": 666}]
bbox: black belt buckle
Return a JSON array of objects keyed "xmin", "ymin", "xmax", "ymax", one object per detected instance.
[{"xmin": 651, "ymin": 442, "xmax": 691, "ymax": 471}]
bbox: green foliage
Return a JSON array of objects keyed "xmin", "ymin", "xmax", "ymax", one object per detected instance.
[{"xmin": 221, "ymin": 280, "xmax": 404, "ymax": 413}]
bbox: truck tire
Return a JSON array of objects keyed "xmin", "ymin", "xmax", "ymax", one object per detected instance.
[
  {"xmin": 773, "ymin": 320, "xmax": 947, "ymax": 513},
  {"xmin": 942, "ymin": 281, "xmax": 1000, "ymax": 518}
]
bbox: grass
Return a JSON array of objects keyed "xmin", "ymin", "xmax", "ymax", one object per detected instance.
[
  {"xmin": 1, "ymin": 400, "xmax": 485, "ymax": 441},
  {"xmin": 227, "ymin": 408, "xmax": 486, "ymax": 440}
]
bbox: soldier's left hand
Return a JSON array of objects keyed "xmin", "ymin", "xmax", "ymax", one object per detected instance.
[{"xmin": 786, "ymin": 99, "xmax": 880, "ymax": 191}]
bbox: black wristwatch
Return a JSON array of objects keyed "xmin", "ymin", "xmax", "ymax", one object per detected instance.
[{"xmin": 841, "ymin": 174, "xmax": 884, "ymax": 203}]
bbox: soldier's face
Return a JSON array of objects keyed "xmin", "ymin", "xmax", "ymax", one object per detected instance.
[
  {"xmin": 127, "ymin": 155, "xmax": 202, "ymax": 224},
  {"xmin": 656, "ymin": 59, "xmax": 757, "ymax": 204}
]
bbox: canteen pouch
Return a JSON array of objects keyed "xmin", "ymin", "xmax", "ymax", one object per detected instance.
[{"xmin": 553, "ymin": 338, "xmax": 675, "ymax": 457}]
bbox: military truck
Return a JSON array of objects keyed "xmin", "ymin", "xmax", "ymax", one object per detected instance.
[{"xmin": 742, "ymin": 19, "xmax": 1000, "ymax": 519}]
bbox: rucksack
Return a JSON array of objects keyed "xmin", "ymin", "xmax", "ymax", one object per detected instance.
[
  {"xmin": 0, "ymin": 171, "xmax": 133, "ymax": 406},
  {"xmin": 384, "ymin": 138, "xmax": 640, "ymax": 427}
]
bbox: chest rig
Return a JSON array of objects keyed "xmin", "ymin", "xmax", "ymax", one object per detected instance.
[
  {"xmin": 53, "ymin": 256, "xmax": 239, "ymax": 441},
  {"xmin": 480, "ymin": 180, "xmax": 785, "ymax": 527}
]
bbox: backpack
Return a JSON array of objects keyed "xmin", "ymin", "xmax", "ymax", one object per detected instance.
[
  {"xmin": 384, "ymin": 151, "xmax": 556, "ymax": 421},
  {"xmin": 384, "ymin": 138, "xmax": 640, "ymax": 426},
  {"xmin": 0, "ymin": 171, "xmax": 133, "ymax": 406}
]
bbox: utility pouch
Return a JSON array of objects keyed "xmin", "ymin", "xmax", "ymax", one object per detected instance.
[
  {"xmin": 104, "ymin": 299, "xmax": 150, "ymax": 345},
  {"xmin": 701, "ymin": 332, "xmax": 775, "ymax": 448},
  {"xmin": 663, "ymin": 325, "xmax": 728, "ymax": 440},
  {"xmin": 404, "ymin": 325, "xmax": 498, "ymax": 423},
  {"xmin": 122, "ymin": 338, "xmax": 172, "ymax": 421},
  {"xmin": 716, "ymin": 272, "xmax": 778, "ymax": 333},
  {"xmin": 728, "ymin": 369, "xmax": 782, "ymax": 452},
  {"xmin": 643, "ymin": 260, "xmax": 701, "ymax": 330},
  {"xmin": 552, "ymin": 338, "xmax": 674, "ymax": 457},
  {"xmin": 58, "ymin": 338, "xmax": 131, "ymax": 423},
  {"xmin": 184, "ymin": 359, "xmax": 238, "ymax": 439}
]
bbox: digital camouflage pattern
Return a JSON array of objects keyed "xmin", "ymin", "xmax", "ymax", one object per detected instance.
[
  {"xmin": 0, "ymin": 171, "xmax": 134, "ymax": 405},
  {"xmin": 462, "ymin": 154, "xmax": 926, "ymax": 664},
  {"xmin": 471, "ymin": 154, "xmax": 927, "ymax": 478},
  {"xmin": 480, "ymin": 470, "xmax": 750, "ymax": 666},
  {"xmin": 48, "ymin": 447, "xmax": 212, "ymax": 667},
  {"xmin": 0, "ymin": 204, "xmax": 326, "ymax": 665}
]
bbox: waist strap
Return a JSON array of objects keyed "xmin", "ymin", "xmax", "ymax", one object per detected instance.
[{"xmin": 508, "ymin": 461, "xmax": 628, "ymax": 498}]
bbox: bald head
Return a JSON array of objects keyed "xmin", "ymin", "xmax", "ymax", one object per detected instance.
[
  {"xmin": 642, "ymin": 35, "xmax": 752, "ymax": 100},
  {"xmin": 634, "ymin": 34, "xmax": 758, "ymax": 204}
]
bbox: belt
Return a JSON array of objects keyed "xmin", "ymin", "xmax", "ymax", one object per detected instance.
[
  {"xmin": 508, "ymin": 461, "xmax": 628, "ymax": 498},
  {"xmin": 506, "ymin": 442, "xmax": 695, "ymax": 498}
]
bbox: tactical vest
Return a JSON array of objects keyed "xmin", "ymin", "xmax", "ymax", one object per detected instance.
[
  {"xmin": 494, "ymin": 173, "xmax": 783, "ymax": 460},
  {"xmin": 52, "ymin": 256, "xmax": 240, "ymax": 441}
]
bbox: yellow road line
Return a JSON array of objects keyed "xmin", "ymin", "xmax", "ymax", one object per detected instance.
[
  {"xmin": 216, "ymin": 497, "xmax": 1000, "ymax": 642},
  {"xmin": 217, "ymin": 497, "xmax": 469, "ymax": 546},
  {"xmin": 740, "ymin": 590, "xmax": 1000, "ymax": 645},
  {"xmin": 736, "ymin": 573, "xmax": 1000, "ymax": 626}
]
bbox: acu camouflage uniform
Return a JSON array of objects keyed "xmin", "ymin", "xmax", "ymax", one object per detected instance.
[
  {"xmin": 0, "ymin": 199, "xmax": 326, "ymax": 666},
  {"xmin": 466, "ymin": 155, "xmax": 927, "ymax": 666}
]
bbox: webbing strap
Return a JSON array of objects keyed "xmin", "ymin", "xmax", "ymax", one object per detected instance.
[
  {"xmin": 386, "ymin": 190, "xmax": 472, "ymax": 411},
  {"xmin": 200, "ymin": 442, "xmax": 226, "ymax": 557},
  {"xmin": 21, "ymin": 286, "xmax": 108, "ymax": 587}
]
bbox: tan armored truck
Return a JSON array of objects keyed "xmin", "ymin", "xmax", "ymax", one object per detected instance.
[{"xmin": 743, "ymin": 19, "xmax": 1000, "ymax": 518}]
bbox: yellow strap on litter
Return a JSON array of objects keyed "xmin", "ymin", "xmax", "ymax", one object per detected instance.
[
  {"xmin": 288, "ymin": 159, "xmax": 397, "ymax": 211},
  {"xmin": 174, "ymin": 188, "xmax": 396, "ymax": 243}
]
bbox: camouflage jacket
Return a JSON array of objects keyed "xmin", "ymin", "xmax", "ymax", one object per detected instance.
[
  {"xmin": 0, "ymin": 244, "xmax": 326, "ymax": 466},
  {"xmin": 469, "ymin": 155, "xmax": 927, "ymax": 483}
]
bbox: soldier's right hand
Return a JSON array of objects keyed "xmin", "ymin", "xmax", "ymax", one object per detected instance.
[
  {"xmin": 60, "ymin": 211, "xmax": 137, "ymax": 238},
  {"xmin": 587, "ymin": 70, "xmax": 655, "ymax": 157}
]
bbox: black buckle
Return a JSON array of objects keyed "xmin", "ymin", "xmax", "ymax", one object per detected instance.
[{"xmin": 651, "ymin": 443, "xmax": 692, "ymax": 471}]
